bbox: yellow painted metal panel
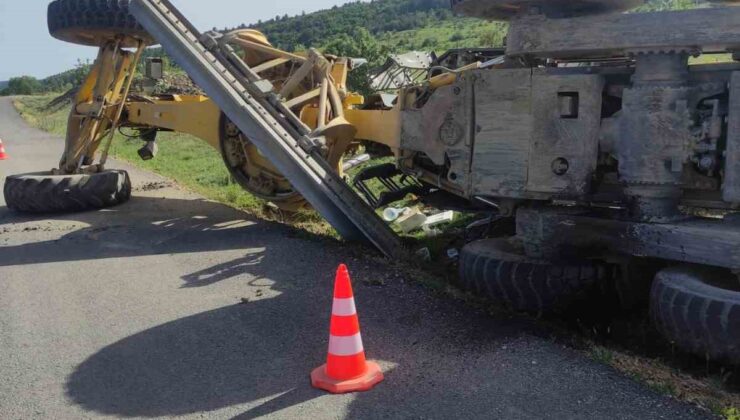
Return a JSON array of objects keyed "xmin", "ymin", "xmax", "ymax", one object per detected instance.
[
  {"xmin": 126, "ymin": 95, "xmax": 222, "ymax": 150},
  {"xmin": 302, "ymin": 106, "xmax": 401, "ymax": 149}
]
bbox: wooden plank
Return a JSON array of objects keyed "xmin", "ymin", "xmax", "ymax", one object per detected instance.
[{"xmin": 507, "ymin": 8, "xmax": 740, "ymax": 59}]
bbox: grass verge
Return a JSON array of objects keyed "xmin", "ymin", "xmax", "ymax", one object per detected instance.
[{"xmin": 588, "ymin": 345, "xmax": 740, "ymax": 417}]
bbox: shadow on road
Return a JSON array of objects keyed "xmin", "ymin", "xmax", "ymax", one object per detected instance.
[
  {"xmin": 61, "ymin": 245, "xmax": 329, "ymax": 418},
  {"xmin": 0, "ymin": 194, "xmax": 336, "ymax": 269},
  {"xmin": 181, "ymin": 252, "xmax": 266, "ymax": 288},
  {"xmin": 65, "ymin": 285, "xmax": 326, "ymax": 418},
  {"xmin": 65, "ymin": 246, "xmax": 702, "ymax": 419},
  {"xmin": 63, "ymin": 244, "xmax": 533, "ymax": 419},
  {"xmin": 36, "ymin": 211, "xmax": 534, "ymax": 419}
]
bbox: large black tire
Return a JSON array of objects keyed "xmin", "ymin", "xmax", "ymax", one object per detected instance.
[
  {"xmin": 48, "ymin": 0, "xmax": 154, "ymax": 48},
  {"xmin": 459, "ymin": 238, "xmax": 613, "ymax": 313},
  {"xmin": 3, "ymin": 170, "xmax": 132, "ymax": 213},
  {"xmin": 650, "ymin": 266, "xmax": 740, "ymax": 364}
]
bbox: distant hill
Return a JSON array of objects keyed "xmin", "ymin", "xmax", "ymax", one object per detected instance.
[
  {"xmin": 1, "ymin": 0, "xmax": 699, "ymax": 96},
  {"xmin": 249, "ymin": 0, "xmax": 453, "ymax": 52},
  {"xmin": 0, "ymin": 81, "xmax": 8, "ymax": 90},
  {"xmin": 243, "ymin": 0, "xmax": 698, "ymax": 54}
]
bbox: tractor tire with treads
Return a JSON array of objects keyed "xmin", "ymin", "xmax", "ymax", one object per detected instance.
[
  {"xmin": 3, "ymin": 170, "xmax": 132, "ymax": 213},
  {"xmin": 650, "ymin": 265, "xmax": 740, "ymax": 364},
  {"xmin": 459, "ymin": 238, "xmax": 613, "ymax": 313},
  {"xmin": 48, "ymin": 0, "xmax": 154, "ymax": 47}
]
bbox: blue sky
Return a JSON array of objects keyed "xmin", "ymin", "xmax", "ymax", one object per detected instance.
[{"xmin": 0, "ymin": 0, "xmax": 359, "ymax": 81}]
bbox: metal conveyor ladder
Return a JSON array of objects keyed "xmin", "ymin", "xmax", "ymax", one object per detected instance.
[{"xmin": 129, "ymin": 0, "xmax": 404, "ymax": 257}]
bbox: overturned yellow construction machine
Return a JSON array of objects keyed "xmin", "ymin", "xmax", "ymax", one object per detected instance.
[{"xmin": 4, "ymin": 0, "xmax": 740, "ymax": 363}]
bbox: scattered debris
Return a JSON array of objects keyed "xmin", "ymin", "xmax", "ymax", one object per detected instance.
[
  {"xmin": 135, "ymin": 181, "xmax": 174, "ymax": 192},
  {"xmin": 423, "ymin": 210, "xmax": 455, "ymax": 228},
  {"xmin": 396, "ymin": 208, "xmax": 427, "ymax": 233},
  {"xmin": 382, "ymin": 207, "xmax": 409, "ymax": 222},
  {"xmin": 421, "ymin": 224, "xmax": 442, "ymax": 237},
  {"xmin": 415, "ymin": 247, "xmax": 432, "ymax": 261},
  {"xmin": 370, "ymin": 51, "xmax": 434, "ymax": 92},
  {"xmin": 342, "ymin": 153, "xmax": 371, "ymax": 172},
  {"xmin": 383, "ymin": 206, "xmax": 457, "ymax": 235},
  {"xmin": 446, "ymin": 248, "xmax": 460, "ymax": 259},
  {"xmin": 418, "ymin": 210, "xmax": 457, "ymax": 236}
]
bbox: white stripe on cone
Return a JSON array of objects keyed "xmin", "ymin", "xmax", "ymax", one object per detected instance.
[
  {"xmin": 332, "ymin": 298, "xmax": 357, "ymax": 316},
  {"xmin": 328, "ymin": 333, "xmax": 364, "ymax": 356}
]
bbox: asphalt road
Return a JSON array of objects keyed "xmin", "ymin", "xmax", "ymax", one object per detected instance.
[{"xmin": 0, "ymin": 96, "xmax": 713, "ymax": 419}]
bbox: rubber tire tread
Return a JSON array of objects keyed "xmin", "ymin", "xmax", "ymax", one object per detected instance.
[
  {"xmin": 650, "ymin": 266, "xmax": 740, "ymax": 364},
  {"xmin": 4, "ymin": 170, "xmax": 131, "ymax": 213},
  {"xmin": 459, "ymin": 238, "xmax": 611, "ymax": 313},
  {"xmin": 48, "ymin": 0, "xmax": 153, "ymax": 47}
]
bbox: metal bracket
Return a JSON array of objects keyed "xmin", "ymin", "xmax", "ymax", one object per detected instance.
[{"xmin": 296, "ymin": 135, "xmax": 323, "ymax": 154}]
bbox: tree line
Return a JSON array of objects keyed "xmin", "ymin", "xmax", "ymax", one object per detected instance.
[
  {"xmin": 2, "ymin": 0, "xmax": 697, "ymax": 96},
  {"xmin": 1, "ymin": 60, "xmax": 91, "ymax": 96},
  {"xmin": 246, "ymin": 0, "xmax": 451, "ymax": 52}
]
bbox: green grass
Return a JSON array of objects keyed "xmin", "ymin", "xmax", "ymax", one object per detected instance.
[
  {"xmin": 14, "ymin": 95, "xmax": 69, "ymax": 135},
  {"xmin": 725, "ymin": 407, "xmax": 740, "ymax": 420},
  {"xmin": 111, "ymin": 133, "xmax": 268, "ymax": 214},
  {"xmin": 590, "ymin": 346, "xmax": 616, "ymax": 365},
  {"xmin": 691, "ymin": 54, "xmax": 735, "ymax": 65},
  {"xmin": 587, "ymin": 344, "xmax": 740, "ymax": 418},
  {"xmin": 378, "ymin": 18, "xmax": 507, "ymax": 53}
]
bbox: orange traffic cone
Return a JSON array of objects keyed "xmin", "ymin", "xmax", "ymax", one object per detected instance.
[
  {"xmin": 311, "ymin": 264, "xmax": 384, "ymax": 394},
  {"xmin": 0, "ymin": 139, "xmax": 7, "ymax": 160}
]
